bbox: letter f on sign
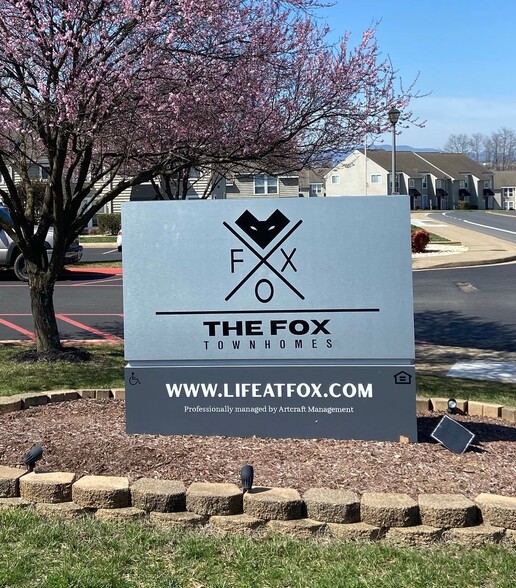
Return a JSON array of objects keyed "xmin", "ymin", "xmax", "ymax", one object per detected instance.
[{"xmin": 231, "ymin": 249, "xmax": 244, "ymax": 273}]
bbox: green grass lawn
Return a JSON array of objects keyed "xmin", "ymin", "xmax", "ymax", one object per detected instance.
[
  {"xmin": 411, "ymin": 225, "xmax": 452, "ymax": 243},
  {"xmin": 0, "ymin": 509, "xmax": 514, "ymax": 588},
  {"xmin": 80, "ymin": 235, "xmax": 117, "ymax": 243},
  {"xmin": 0, "ymin": 344, "xmax": 515, "ymax": 407},
  {"xmin": 0, "ymin": 344, "xmax": 125, "ymax": 395}
]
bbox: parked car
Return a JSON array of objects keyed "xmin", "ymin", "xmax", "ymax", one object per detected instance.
[
  {"xmin": 117, "ymin": 229, "xmax": 122, "ymax": 252},
  {"xmin": 0, "ymin": 205, "xmax": 83, "ymax": 281}
]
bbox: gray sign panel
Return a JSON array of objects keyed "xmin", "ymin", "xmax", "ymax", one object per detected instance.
[
  {"xmin": 122, "ymin": 197, "xmax": 414, "ymax": 362},
  {"xmin": 125, "ymin": 364, "xmax": 417, "ymax": 441}
]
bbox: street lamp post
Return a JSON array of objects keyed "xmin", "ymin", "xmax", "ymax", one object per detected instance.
[{"xmin": 388, "ymin": 107, "xmax": 400, "ymax": 195}]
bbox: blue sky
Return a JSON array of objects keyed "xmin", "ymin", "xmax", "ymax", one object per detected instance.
[{"xmin": 319, "ymin": 0, "xmax": 516, "ymax": 149}]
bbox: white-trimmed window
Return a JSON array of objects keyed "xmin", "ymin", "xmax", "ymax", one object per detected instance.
[
  {"xmin": 460, "ymin": 178, "xmax": 469, "ymax": 189},
  {"xmin": 331, "ymin": 175, "xmax": 340, "ymax": 184},
  {"xmin": 422, "ymin": 175, "xmax": 428, "ymax": 189},
  {"xmin": 254, "ymin": 174, "xmax": 278, "ymax": 195},
  {"xmin": 310, "ymin": 183, "xmax": 323, "ymax": 196},
  {"xmin": 484, "ymin": 179, "xmax": 492, "ymax": 189},
  {"xmin": 371, "ymin": 174, "xmax": 381, "ymax": 184}
]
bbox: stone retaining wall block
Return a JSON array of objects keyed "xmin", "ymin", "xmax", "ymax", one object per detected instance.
[
  {"xmin": 267, "ymin": 518, "xmax": 326, "ymax": 539},
  {"xmin": 150, "ymin": 511, "xmax": 206, "ymax": 529},
  {"xmin": 418, "ymin": 494, "xmax": 478, "ymax": 528},
  {"xmin": 444, "ymin": 525, "xmax": 504, "ymax": 547},
  {"xmin": 243, "ymin": 487, "xmax": 304, "ymax": 521},
  {"xmin": 415, "ymin": 397, "xmax": 429, "ymax": 412},
  {"xmin": 111, "ymin": 388, "xmax": 126, "ymax": 400},
  {"xmin": 95, "ymin": 507, "xmax": 146, "ymax": 522},
  {"xmin": 131, "ymin": 478, "xmax": 186, "ymax": 513},
  {"xmin": 327, "ymin": 522, "xmax": 383, "ymax": 541},
  {"xmin": 385, "ymin": 525, "xmax": 443, "ymax": 547},
  {"xmin": 72, "ymin": 475, "xmax": 130, "ymax": 508},
  {"xmin": 20, "ymin": 472, "xmax": 76, "ymax": 503},
  {"xmin": 475, "ymin": 493, "xmax": 516, "ymax": 530},
  {"xmin": 20, "ymin": 393, "xmax": 48, "ymax": 408},
  {"xmin": 361, "ymin": 492, "xmax": 419, "ymax": 527},
  {"xmin": 186, "ymin": 482, "xmax": 242, "ymax": 516},
  {"xmin": 0, "ymin": 465, "xmax": 26, "ymax": 498},
  {"xmin": 210, "ymin": 514, "xmax": 266, "ymax": 534},
  {"xmin": 47, "ymin": 390, "xmax": 78, "ymax": 403},
  {"xmin": 35, "ymin": 502, "xmax": 92, "ymax": 519},
  {"xmin": 0, "ymin": 497, "xmax": 32, "ymax": 509},
  {"xmin": 303, "ymin": 488, "xmax": 360, "ymax": 524},
  {"xmin": 0, "ymin": 396, "xmax": 22, "ymax": 414},
  {"xmin": 482, "ymin": 403, "xmax": 503, "ymax": 419},
  {"xmin": 467, "ymin": 401, "xmax": 484, "ymax": 417},
  {"xmin": 95, "ymin": 389, "xmax": 111, "ymax": 400},
  {"xmin": 501, "ymin": 406, "xmax": 516, "ymax": 423}
]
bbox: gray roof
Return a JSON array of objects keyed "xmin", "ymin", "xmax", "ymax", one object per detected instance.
[
  {"xmin": 413, "ymin": 152, "xmax": 493, "ymax": 180},
  {"xmin": 298, "ymin": 167, "xmax": 331, "ymax": 188},
  {"xmin": 358, "ymin": 150, "xmax": 493, "ymax": 180},
  {"xmin": 493, "ymin": 171, "xmax": 516, "ymax": 189},
  {"xmin": 358, "ymin": 149, "xmax": 445, "ymax": 178}
]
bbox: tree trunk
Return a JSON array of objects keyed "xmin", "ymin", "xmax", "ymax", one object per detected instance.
[{"xmin": 29, "ymin": 268, "xmax": 63, "ymax": 352}]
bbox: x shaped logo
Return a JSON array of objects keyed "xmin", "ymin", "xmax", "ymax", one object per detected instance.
[{"xmin": 224, "ymin": 210, "xmax": 304, "ymax": 302}]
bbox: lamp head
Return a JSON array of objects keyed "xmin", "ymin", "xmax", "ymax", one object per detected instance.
[
  {"xmin": 447, "ymin": 398, "xmax": 458, "ymax": 414},
  {"xmin": 240, "ymin": 464, "xmax": 254, "ymax": 493},
  {"xmin": 22, "ymin": 443, "xmax": 43, "ymax": 472},
  {"xmin": 388, "ymin": 107, "xmax": 401, "ymax": 125}
]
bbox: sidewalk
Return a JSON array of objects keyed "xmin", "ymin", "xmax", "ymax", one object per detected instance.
[{"xmin": 411, "ymin": 211, "xmax": 516, "ymax": 270}]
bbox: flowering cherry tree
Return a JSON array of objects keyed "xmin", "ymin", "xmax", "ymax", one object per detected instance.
[{"xmin": 0, "ymin": 0, "xmax": 420, "ymax": 353}]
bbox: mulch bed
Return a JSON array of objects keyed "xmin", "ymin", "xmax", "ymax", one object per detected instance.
[{"xmin": 1, "ymin": 399, "xmax": 515, "ymax": 499}]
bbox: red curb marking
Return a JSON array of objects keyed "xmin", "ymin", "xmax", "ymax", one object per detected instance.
[
  {"xmin": 0, "ymin": 318, "xmax": 35, "ymax": 340},
  {"xmin": 63, "ymin": 267, "xmax": 123, "ymax": 275},
  {"xmin": 55, "ymin": 314, "xmax": 122, "ymax": 342}
]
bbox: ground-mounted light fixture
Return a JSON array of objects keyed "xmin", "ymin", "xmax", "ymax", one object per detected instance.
[
  {"xmin": 22, "ymin": 443, "xmax": 43, "ymax": 472},
  {"xmin": 388, "ymin": 107, "xmax": 401, "ymax": 195},
  {"xmin": 447, "ymin": 398, "xmax": 458, "ymax": 414},
  {"xmin": 240, "ymin": 464, "xmax": 254, "ymax": 493}
]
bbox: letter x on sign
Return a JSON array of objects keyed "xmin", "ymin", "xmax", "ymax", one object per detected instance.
[{"xmin": 224, "ymin": 209, "xmax": 304, "ymax": 301}]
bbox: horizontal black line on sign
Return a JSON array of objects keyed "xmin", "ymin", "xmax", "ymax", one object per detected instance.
[{"xmin": 155, "ymin": 309, "xmax": 380, "ymax": 316}]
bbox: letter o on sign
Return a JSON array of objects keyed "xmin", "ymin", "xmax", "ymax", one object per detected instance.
[{"xmin": 255, "ymin": 279, "xmax": 274, "ymax": 303}]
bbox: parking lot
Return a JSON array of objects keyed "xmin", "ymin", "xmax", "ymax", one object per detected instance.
[{"xmin": 0, "ymin": 270, "xmax": 124, "ymax": 342}]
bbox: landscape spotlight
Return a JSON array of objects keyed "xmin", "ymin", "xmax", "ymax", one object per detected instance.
[
  {"xmin": 240, "ymin": 465, "xmax": 254, "ymax": 493},
  {"xmin": 22, "ymin": 443, "xmax": 43, "ymax": 472},
  {"xmin": 447, "ymin": 398, "xmax": 458, "ymax": 414}
]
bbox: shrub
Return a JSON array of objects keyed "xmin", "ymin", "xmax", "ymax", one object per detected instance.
[
  {"xmin": 88, "ymin": 226, "xmax": 101, "ymax": 235},
  {"xmin": 411, "ymin": 229, "xmax": 430, "ymax": 253},
  {"xmin": 97, "ymin": 213, "xmax": 121, "ymax": 235},
  {"xmin": 457, "ymin": 200, "xmax": 471, "ymax": 210}
]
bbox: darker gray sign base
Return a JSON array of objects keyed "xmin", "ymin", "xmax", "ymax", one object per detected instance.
[{"xmin": 125, "ymin": 365, "xmax": 417, "ymax": 441}]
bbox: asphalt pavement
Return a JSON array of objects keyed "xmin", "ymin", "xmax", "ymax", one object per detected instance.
[{"xmin": 410, "ymin": 211, "xmax": 516, "ymax": 381}]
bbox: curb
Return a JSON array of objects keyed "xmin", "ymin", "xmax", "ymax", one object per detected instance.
[{"xmin": 63, "ymin": 267, "xmax": 123, "ymax": 275}]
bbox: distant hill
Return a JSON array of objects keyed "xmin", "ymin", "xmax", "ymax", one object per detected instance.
[{"xmin": 368, "ymin": 145, "xmax": 441, "ymax": 153}]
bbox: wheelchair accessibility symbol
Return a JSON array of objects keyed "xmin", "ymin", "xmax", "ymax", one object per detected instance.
[
  {"xmin": 224, "ymin": 209, "xmax": 304, "ymax": 303},
  {"xmin": 128, "ymin": 372, "xmax": 141, "ymax": 386}
]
